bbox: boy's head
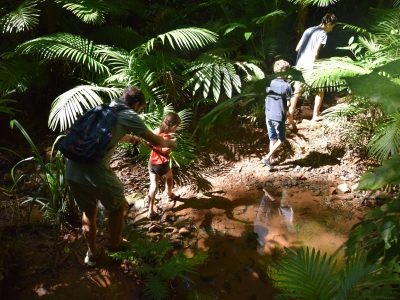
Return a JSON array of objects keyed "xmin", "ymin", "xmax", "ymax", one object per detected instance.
[
  {"xmin": 321, "ymin": 13, "xmax": 337, "ymax": 32},
  {"xmin": 273, "ymin": 59, "xmax": 290, "ymax": 74}
]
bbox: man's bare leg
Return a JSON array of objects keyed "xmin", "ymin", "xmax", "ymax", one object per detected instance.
[
  {"xmin": 288, "ymin": 83, "xmax": 302, "ymax": 129},
  {"xmin": 82, "ymin": 205, "xmax": 98, "ymax": 254},
  {"xmin": 108, "ymin": 201, "xmax": 127, "ymax": 247},
  {"xmin": 312, "ymin": 90, "xmax": 324, "ymax": 121}
]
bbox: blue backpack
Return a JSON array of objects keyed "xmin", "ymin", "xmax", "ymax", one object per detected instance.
[{"xmin": 58, "ymin": 103, "xmax": 129, "ymax": 163}]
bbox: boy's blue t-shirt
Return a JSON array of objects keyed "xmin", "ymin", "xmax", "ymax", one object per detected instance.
[{"xmin": 265, "ymin": 78, "xmax": 293, "ymax": 122}]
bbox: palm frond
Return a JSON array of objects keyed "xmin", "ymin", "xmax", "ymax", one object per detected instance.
[
  {"xmin": 0, "ymin": 98, "xmax": 16, "ymax": 115},
  {"xmin": 346, "ymin": 72, "xmax": 400, "ymax": 114},
  {"xmin": 286, "ymin": 0, "xmax": 340, "ymax": 7},
  {"xmin": 54, "ymin": 0, "xmax": 108, "ymax": 24},
  {"xmin": 144, "ymin": 27, "xmax": 218, "ymax": 54},
  {"xmin": 306, "ymin": 57, "xmax": 369, "ymax": 91},
  {"xmin": 184, "ymin": 53, "xmax": 241, "ymax": 101},
  {"xmin": 219, "ymin": 22, "xmax": 248, "ymax": 36},
  {"xmin": 253, "ymin": 10, "xmax": 286, "ymax": 25},
  {"xmin": 235, "ymin": 61, "xmax": 265, "ymax": 82},
  {"xmin": 16, "ymin": 33, "xmax": 109, "ymax": 75},
  {"xmin": 48, "ymin": 85, "xmax": 122, "ymax": 132},
  {"xmin": 0, "ymin": 0, "xmax": 40, "ymax": 34},
  {"xmin": 338, "ymin": 253, "xmax": 400, "ymax": 299},
  {"xmin": 269, "ymin": 247, "xmax": 339, "ymax": 299}
]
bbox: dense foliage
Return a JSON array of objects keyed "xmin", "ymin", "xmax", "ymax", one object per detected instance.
[{"xmin": 1, "ymin": 0, "xmax": 400, "ymax": 298}]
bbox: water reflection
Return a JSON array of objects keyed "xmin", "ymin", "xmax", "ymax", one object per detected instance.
[{"xmin": 254, "ymin": 188, "xmax": 295, "ymax": 253}]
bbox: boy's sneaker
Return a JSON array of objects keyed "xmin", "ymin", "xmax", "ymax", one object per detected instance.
[{"xmin": 84, "ymin": 247, "xmax": 106, "ymax": 267}]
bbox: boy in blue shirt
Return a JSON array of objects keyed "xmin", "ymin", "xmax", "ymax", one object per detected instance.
[{"xmin": 262, "ymin": 59, "xmax": 293, "ymax": 168}]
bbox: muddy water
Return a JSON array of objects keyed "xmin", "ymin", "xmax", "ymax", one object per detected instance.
[{"xmin": 176, "ymin": 188, "xmax": 359, "ymax": 299}]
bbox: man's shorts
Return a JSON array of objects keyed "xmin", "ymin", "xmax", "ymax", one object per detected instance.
[
  {"xmin": 148, "ymin": 161, "xmax": 170, "ymax": 176},
  {"xmin": 266, "ymin": 119, "xmax": 285, "ymax": 142},
  {"xmin": 67, "ymin": 180, "xmax": 126, "ymax": 213}
]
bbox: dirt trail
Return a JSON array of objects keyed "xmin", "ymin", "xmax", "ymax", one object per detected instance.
[{"xmin": 0, "ymin": 107, "xmax": 376, "ymax": 299}]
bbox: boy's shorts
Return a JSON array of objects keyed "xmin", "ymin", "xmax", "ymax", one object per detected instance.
[
  {"xmin": 67, "ymin": 180, "xmax": 126, "ymax": 213},
  {"xmin": 148, "ymin": 161, "xmax": 170, "ymax": 176},
  {"xmin": 266, "ymin": 119, "xmax": 285, "ymax": 141}
]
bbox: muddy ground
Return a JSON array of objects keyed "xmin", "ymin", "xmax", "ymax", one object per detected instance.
[{"xmin": 0, "ymin": 104, "xmax": 382, "ymax": 299}]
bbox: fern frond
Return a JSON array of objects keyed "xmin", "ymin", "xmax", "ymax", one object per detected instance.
[
  {"xmin": 144, "ymin": 274, "xmax": 169, "ymax": 300},
  {"xmin": 144, "ymin": 27, "xmax": 218, "ymax": 54},
  {"xmin": 0, "ymin": 0, "xmax": 40, "ymax": 34},
  {"xmin": 48, "ymin": 85, "xmax": 122, "ymax": 131},
  {"xmin": 16, "ymin": 33, "xmax": 109, "ymax": 75}
]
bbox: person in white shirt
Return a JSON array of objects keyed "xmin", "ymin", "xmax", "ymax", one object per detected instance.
[{"xmin": 288, "ymin": 13, "xmax": 337, "ymax": 127}]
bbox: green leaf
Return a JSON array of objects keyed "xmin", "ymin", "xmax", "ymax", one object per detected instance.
[
  {"xmin": 358, "ymin": 156, "xmax": 400, "ymax": 190},
  {"xmin": 0, "ymin": 0, "xmax": 40, "ymax": 34}
]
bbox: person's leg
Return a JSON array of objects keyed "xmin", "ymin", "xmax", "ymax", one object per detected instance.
[
  {"xmin": 108, "ymin": 201, "xmax": 128, "ymax": 248},
  {"xmin": 147, "ymin": 172, "xmax": 159, "ymax": 216},
  {"xmin": 288, "ymin": 82, "xmax": 302, "ymax": 125},
  {"xmin": 268, "ymin": 139, "xmax": 277, "ymax": 160},
  {"xmin": 67, "ymin": 180, "xmax": 99, "ymax": 257},
  {"xmin": 82, "ymin": 205, "xmax": 98, "ymax": 254},
  {"xmin": 312, "ymin": 90, "xmax": 324, "ymax": 121},
  {"xmin": 264, "ymin": 119, "xmax": 285, "ymax": 166},
  {"xmin": 265, "ymin": 139, "xmax": 282, "ymax": 161},
  {"xmin": 164, "ymin": 169, "xmax": 174, "ymax": 197}
]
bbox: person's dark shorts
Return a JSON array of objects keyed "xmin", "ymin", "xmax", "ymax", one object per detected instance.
[
  {"xmin": 67, "ymin": 180, "xmax": 126, "ymax": 213},
  {"xmin": 266, "ymin": 119, "xmax": 286, "ymax": 141},
  {"xmin": 148, "ymin": 161, "xmax": 170, "ymax": 176}
]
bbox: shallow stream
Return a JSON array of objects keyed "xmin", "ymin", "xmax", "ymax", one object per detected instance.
[{"xmin": 175, "ymin": 187, "xmax": 359, "ymax": 299}]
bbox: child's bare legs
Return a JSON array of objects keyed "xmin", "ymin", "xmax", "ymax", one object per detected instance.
[
  {"xmin": 265, "ymin": 139, "xmax": 282, "ymax": 162},
  {"xmin": 164, "ymin": 169, "xmax": 174, "ymax": 198},
  {"xmin": 147, "ymin": 172, "xmax": 159, "ymax": 217}
]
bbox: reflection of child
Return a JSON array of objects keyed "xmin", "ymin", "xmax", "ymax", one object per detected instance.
[
  {"xmin": 262, "ymin": 60, "xmax": 293, "ymax": 168},
  {"xmin": 146, "ymin": 112, "xmax": 181, "ymax": 219},
  {"xmin": 254, "ymin": 187, "xmax": 294, "ymax": 250}
]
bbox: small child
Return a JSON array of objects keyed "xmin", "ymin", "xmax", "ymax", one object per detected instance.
[
  {"xmin": 262, "ymin": 59, "xmax": 293, "ymax": 168},
  {"xmin": 146, "ymin": 112, "xmax": 181, "ymax": 219}
]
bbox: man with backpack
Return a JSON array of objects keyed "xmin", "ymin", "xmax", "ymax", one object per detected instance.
[{"xmin": 64, "ymin": 86, "xmax": 177, "ymax": 266}]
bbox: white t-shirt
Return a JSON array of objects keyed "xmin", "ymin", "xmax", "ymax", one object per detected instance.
[{"xmin": 295, "ymin": 25, "xmax": 327, "ymax": 69}]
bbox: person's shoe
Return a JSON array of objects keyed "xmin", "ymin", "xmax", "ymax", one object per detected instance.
[{"xmin": 84, "ymin": 247, "xmax": 106, "ymax": 267}]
